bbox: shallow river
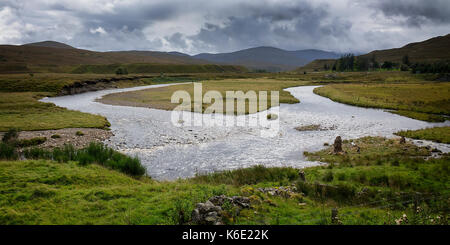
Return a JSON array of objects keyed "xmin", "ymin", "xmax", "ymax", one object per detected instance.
[{"xmin": 41, "ymin": 84, "xmax": 450, "ymax": 180}]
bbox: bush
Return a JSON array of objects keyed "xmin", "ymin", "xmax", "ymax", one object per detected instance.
[
  {"xmin": 0, "ymin": 142, "xmax": 18, "ymax": 160},
  {"xmin": 115, "ymin": 67, "xmax": 129, "ymax": 75},
  {"xmin": 51, "ymin": 134, "xmax": 61, "ymax": 139},
  {"xmin": 2, "ymin": 128, "xmax": 19, "ymax": 143},
  {"xmin": 16, "ymin": 137, "xmax": 47, "ymax": 148},
  {"xmin": 75, "ymin": 131, "xmax": 84, "ymax": 136},
  {"xmin": 322, "ymin": 171, "xmax": 334, "ymax": 182},
  {"xmin": 23, "ymin": 147, "xmax": 52, "ymax": 159}
]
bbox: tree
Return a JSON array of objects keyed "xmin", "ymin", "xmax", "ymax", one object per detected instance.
[
  {"xmin": 402, "ymin": 55, "xmax": 410, "ymax": 65},
  {"xmin": 115, "ymin": 67, "xmax": 128, "ymax": 75}
]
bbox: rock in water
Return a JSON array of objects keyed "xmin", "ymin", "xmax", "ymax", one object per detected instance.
[{"xmin": 333, "ymin": 136, "xmax": 343, "ymax": 153}]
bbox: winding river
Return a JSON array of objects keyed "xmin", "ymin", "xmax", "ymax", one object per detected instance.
[{"xmin": 41, "ymin": 84, "xmax": 450, "ymax": 180}]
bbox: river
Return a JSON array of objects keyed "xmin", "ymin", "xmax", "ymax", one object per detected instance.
[{"xmin": 41, "ymin": 84, "xmax": 450, "ymax": 180}]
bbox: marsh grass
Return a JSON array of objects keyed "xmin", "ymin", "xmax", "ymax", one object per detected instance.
[{"xmin": 23, "ymin": 142, "xmax": 146, "ymax": 177}]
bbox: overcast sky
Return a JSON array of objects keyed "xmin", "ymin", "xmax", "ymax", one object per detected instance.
[{"xmin": 1, "ymin": 0, "xmax": 449, "ymax": 55}]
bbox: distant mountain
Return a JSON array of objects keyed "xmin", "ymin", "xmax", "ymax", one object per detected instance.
[
  {"xmin": 359, "ymin": 34, "xmax": 450, "ymax": 63},
  {"xmin": 23, "ymin": 41, "xmax": 75, "ymax": 49},
  {"xmin": 0, "ymin": 41, "xmax": 213, "ymax": 73},
  {"xmin": 194, "ymin": 47, "xmax": 340, "ymax": 72}
]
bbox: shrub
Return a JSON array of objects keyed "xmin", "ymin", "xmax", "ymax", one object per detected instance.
[
  {"xmin": 75, "ymin": 131, "xmax": 84, "ymax": 136},
  {"xmin": 322, "ymin": 171, "xmax": 334, "ymax": 182},
  {"xmin": 51, "ymin": 134, "xmax": 61, "ymax": 139},
  {"xmin": 2, "ymin": 128, "xmax": 19, "ymax": 143},
  {"xmin": 16, "ymin": 137, "xmax": 47, "ymax": 148},
  {"xmin": 23, "ymin": 147, "xmax": 52, "ymax": 159},
  {"xmin": 0, "ymin": 142, "xmax": 18, "ymax": 160}
]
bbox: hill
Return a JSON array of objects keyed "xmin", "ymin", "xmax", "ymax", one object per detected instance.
[
  {"xmin": 297, "ymin": 34, "xmax": 450, "ymax": 72},
  {"xmin": 359, "ymin": 34, "xmax": 450, "ymax": 63},
  {"xmin": 0, "ymin": 42, "xmax": 209, "ymax": 73},
  {"xmin": 22, "ymin": 41, "xmax": 75, "ymax": 49},
  {"xmin": 194, "ymin": 47, "xmax": 339, "ymax": 72}
]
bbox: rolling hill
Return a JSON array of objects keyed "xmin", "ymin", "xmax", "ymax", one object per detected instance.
[
  {"xmin": 297, "ymin": 34, "xmax": 450, "ymax": 72},
  {"xmin": 194, "ymin": 47, "xmax": 340, "ymax": 72},
  {"xmin": 360, "ymin": 34, "xmax": 450, "ymax": 63},
  {"xmin": 0, "ymin": 41, "xmax": 214, "ymax": 73}
]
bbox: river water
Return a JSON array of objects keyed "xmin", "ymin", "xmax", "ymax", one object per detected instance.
[{"xmin": 41, "ymin": 84, "xmax": 450, "ymax": 180}]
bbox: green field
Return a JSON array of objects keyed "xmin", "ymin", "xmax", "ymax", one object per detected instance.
[
  {"xmin": 0, "ymin": 136, "xmax": 447, "ymax": 225},
  {"xmin": 314, "ymin": 83, "xmax": 450, "ymax": 122}
]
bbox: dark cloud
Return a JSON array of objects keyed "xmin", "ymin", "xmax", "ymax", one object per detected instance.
[
  {"xmin": 0, "ymin": 0, "xmax": 449, "ymax": 54},
  {"xmin": 188, "ymin": 3, "xmax": 352, "ymax": 52},
  {"xmin": 366, "ymin": 0, "xmax": 450, "ymax": 26}
]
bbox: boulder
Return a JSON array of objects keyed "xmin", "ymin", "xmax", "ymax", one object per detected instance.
[{"xmin": 333, "ymin": 136, "xmax": 343, "ymax": 153}]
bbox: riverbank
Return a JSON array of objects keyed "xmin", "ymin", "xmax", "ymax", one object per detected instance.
[
  {"xmin": 0, "ymin": 136, "xmax": 447, "ymax": 225},
  {"xmin": 0, "ymin": 128, "xmax": 113, "ymax": 149},
  {"xmin": 313, "ymin": 83, "xmax": 450, "ymax": 122}
]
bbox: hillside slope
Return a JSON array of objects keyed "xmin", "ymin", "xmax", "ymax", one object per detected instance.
[
  {"xmin": 0, "ymin": 41, "xmax": 208, "ymax": 73},
  {"xmin": 359, "ymin": 34, "xmax": 450, "ymax": 63}
]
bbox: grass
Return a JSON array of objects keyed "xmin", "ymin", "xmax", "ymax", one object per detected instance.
[
  {"xmin": 99, "ymin": 78, "xmax": 310, "ymax": 114},
  {"xmin": 314, "ymin": 83, "xmax": 450, "ymax": 122},
  {"xmin": 1, "ymin": 136, "xmax": 448, "ymax": 225},
  {"xmin": 22, "ymin": 143, "xmax": 146, "ymax": 177},
  {"xmin": 395, "ymin": 126, "xmax": 450, "ymax": 144},
  {"xmin": 0, "ymin": 92, "xmax": 110, "ymax": 131}
]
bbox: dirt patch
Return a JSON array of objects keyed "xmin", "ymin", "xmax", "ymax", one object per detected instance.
[{"xmin": 0, "ymin": 128, "xmax": 113, "ymax": 149}]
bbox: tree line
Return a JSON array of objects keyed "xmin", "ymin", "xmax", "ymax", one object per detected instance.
[{"xmin": 323, "ymin": 54, "xmax": 449, "ymax": 74}]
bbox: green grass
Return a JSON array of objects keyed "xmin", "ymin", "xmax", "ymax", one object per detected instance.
[
  {"xmin": 314, "ymin": 83, "xmax": 450, "ymax": 122},
  {"xmin": 1, "ymin": 136, "xmax": 448, "ymax": 225},
  {"xmin": 395, "ymin": 126, "xmax": 450, "ymax": 144},
  {"xmin": 0, "ymin": 92, "xmax": 110, "ymax": 131},
  {"xmin": 99, "ymin": 78, "xmax": 309, "ymax": 114}
]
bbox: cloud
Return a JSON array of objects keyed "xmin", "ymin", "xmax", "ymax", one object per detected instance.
[
  {"xmin": 0, "ymin": 0, "xmax": 449, "ymax": 54},
  {"xmin": 364, "ymin": 0, "xmax": 450, "ymax": 26}
]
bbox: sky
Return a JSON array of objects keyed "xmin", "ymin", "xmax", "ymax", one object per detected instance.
[{"xmin": 0, "ymin": 0, "xmax": 449, "ymax": 55}]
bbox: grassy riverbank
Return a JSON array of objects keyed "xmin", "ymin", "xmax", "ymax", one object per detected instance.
[
  {"xmin": 1, "ymin": 136, "xmax": 447, "ymax": 225},
  {"xmin": 395, "ymin": 126, "xmax": 450, "ymax": 144},
  {"xmin": 313, "ymin": 83, "xmax": 450, "ymax": 122},
  {"xmin": 0, "ymin": 92, "xmax": 110, "ymax": 131}
]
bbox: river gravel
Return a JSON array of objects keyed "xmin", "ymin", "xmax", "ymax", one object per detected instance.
[{"xmin": 41, "ymin": 84, "xmax": 450, "ymax": 180}]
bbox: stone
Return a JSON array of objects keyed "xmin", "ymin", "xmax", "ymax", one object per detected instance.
[
  {"xmin": 299, "ymin": 170, "xmax": 306, "ymax": 182},
  {"xmin": 333, "ymin": 136, "xmax": 343, "ymax": 153}
]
